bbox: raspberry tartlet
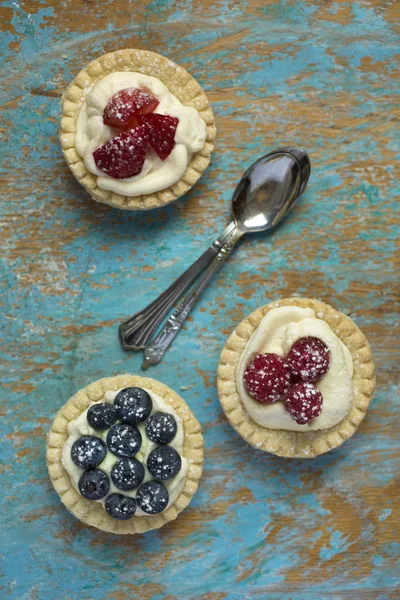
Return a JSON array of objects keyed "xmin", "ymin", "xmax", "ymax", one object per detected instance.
[
  {"xmin": 60, "ymin": 49, "xmax": 215, "ymax": 210},
  {"xmin": 217, "ymin": 298, "xmax": 375, "ymax": 458},
  {"xmin": 47, "ymin": 375, "xmax": 204, "ymax": 534}
]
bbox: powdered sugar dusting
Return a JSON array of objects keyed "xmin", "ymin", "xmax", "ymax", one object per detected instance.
[
  {"xmin": 103, "ymin": 88, "xmax": 159, "ymax": 129},
  {"xmin": 284, "ymin": 382, "xmax": 323, "ymax": 425},
  {"xmin": 136, "ymin": 481, "xmax": 168, "ymax": 514},
  {"xmin": 287, "ymin": 337, "xmax": 330, "ymax": 383},
  {"xmin": 93, "ymin": 126, "xmax": 148, "ymax": 179},
  {"xmin": 71, "ymin": 435, "xmax": 106, "ymax": 469},
  {"xmin": 244, "ymin": 353, "xmax": 291, "ymax": 403}
]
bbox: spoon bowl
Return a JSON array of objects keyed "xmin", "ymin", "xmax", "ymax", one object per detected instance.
[{"xmin": 232, "ymin": 147, "xmax": 310, "ymax": 233}]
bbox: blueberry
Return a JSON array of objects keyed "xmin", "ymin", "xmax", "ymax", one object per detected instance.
[
  {"xmin": 71, "ymin": 435, "xmax": 107, "ymax": 469},
  {"xmin": 145, "ymin": 412, "xmax": 177, "ymax": 444},
  {"xmin": 111, "ymin": 458, "xmax": 145, "ymax": 491},
  {"xmin": 87, "ymin": 403, "xmax": 117, "ymax": 430},
  {"xmin": 114, "ymin": 387, "xmax": 152, "ymax": 424},
  {"xmin": 106, "ymin": 424, "xmax": 142, "ymax": 458},
  {"xmin": 136, "ymin": 481, "xmax": 169, "ymax": 515},
  {"xmin": 105, "ymin": 493, "xmax": 136, "ymax": 520},
  {"xmin": 147, "ymin": 445, "xmax": 182, "ymax": 480},
  {"xmin": 78, "ymin": 469, "xmax": 110, "ymax": 500}
]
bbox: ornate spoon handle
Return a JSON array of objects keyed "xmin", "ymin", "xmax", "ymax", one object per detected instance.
[
  {"xmin": 119, "ymin": 222, "xmax": 237, "ymax": 350},
  {"xmin": 142, "ymin": 225, "xmax": 243, "ymax": 369}
]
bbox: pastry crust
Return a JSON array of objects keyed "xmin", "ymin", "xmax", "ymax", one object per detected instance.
[
  {"xmin": 60, "ymin": 49, "xmax": 216, "ymax": 210},
  {"xmin": 46, "ymin": 375, "xmax": 204, "ymax": 534},
  {"xmin": 217, "ymin": 298, "xmax": 375, "ymax": 458}
]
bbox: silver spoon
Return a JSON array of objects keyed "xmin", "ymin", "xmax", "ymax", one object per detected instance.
[{"xmin": 119, "ymin": 147, "xmax": 311, "ymax": 368}]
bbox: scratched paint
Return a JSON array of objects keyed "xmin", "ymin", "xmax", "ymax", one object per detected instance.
[{"xmin": 0, "ymin": 0, "xmax": 399, "ymax": 598}]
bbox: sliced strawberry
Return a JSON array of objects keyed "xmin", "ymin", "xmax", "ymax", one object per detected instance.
[
  {"xmin": 103, "ymin": 88, "xmax": 159, "ymax": 130},
  {"xmin": 138, "ymin": 113, "xmax": 179, "ymax": 160},
  {"xmin": 93, "ymin": 125, "xmax": 149, "ymax": 179}
]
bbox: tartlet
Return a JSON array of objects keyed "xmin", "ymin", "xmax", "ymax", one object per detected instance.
[
  {"xmin": 47, "ymin": 375, "xmax": 204, "ymax": 534},
  {"xmin": 217, "ymin": 297, "xmax": 375, "ymax": 458},
  {"xmin": 60, "ymin": 48, "xmax": 216, "ymax": 210}
]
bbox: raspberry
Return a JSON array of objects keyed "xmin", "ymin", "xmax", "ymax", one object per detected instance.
[
  {"xmin": 103, "ymin": 88, "xmax": 159, "ymax": 130},
  {"xmin": 287, "ymin": 337, "xmax": 330, "ymax": 383},
  {"xmin": 138, "ymin": 113, "xmax": 179, "ymax": 160},
  {"xmin": 284, "ymin": 382, "xmax": 323, "ymax": 425},
  {"xmin": 93, "ymin": 125, "xmax": 148, "ymax": 179},
  {"xmin": 243, "ymin": 353, "xmax": 292, "ymax": 403}
]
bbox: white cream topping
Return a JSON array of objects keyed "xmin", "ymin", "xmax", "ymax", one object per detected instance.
[
  {"xmin": 237, "ymin": 306, "xmax": 354, "ymax": 431},
  {"xmin": 75, "ymin": 72, "xmax": 206, "ymax": 196},
  {"xmin": 62, "ymin": 388, "xmax": 188, "ymax": 517}
]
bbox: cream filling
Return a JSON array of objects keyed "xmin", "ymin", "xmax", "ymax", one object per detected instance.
[
  {"xmin": 61, "ymin": 388, "xmax": 188, "ymax": 517},
  {"xmin": 237, "ymin": 306, "xmax": 354, "ymax": 431},
  {"xmin": 75, "ymin": 72, "xmax": 206, "ymax": 196}
]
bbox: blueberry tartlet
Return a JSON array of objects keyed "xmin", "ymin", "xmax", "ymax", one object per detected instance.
[
  {"xmin": 47, "ymin": 375, "xmax": 204, "ymax": 534},
  {"xmin": 60, "ymin": 49, "xmax": 216, "ymax": 210},
  {"xmin": 217, "ymin": 298, "xmax": 375, "ymax": 458}
]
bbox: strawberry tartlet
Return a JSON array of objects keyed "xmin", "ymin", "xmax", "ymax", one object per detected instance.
[
  {"xmin": 60, "ymin": 49, "xmax": 216, "ymax": 210},
  {"xmin": 217, "ymin": 298, "xmax": 375, "ymax": 458}
]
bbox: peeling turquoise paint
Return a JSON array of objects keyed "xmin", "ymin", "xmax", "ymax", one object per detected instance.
[
  {"xmin": 320, "ymin": 529, "xmax": 353, "ymax": 561},
  {"xmin": 4, "ymin": 2, "xmax": 56, "ymax": 57},
  {"xmin": 379, "ymin": 509, "xmax": 392, "ymax": 522}
]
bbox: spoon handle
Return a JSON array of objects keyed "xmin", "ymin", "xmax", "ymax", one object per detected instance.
[
  {"xmin": 142, "ymin": 224, "xmax": 243, "ymax": 369},
  {"xmin": 119, "ymin": 222, "xmax": 237, "ymax": 350}
]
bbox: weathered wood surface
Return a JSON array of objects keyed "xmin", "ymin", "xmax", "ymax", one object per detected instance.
[{"xmin": 1, "ymin": 1, "xmax": 399, "ymax": 598}]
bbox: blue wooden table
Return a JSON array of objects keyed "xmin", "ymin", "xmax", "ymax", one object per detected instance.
[{"xmin": 1, "ymin": 1, "xmax": 399, "ymax": 598}]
